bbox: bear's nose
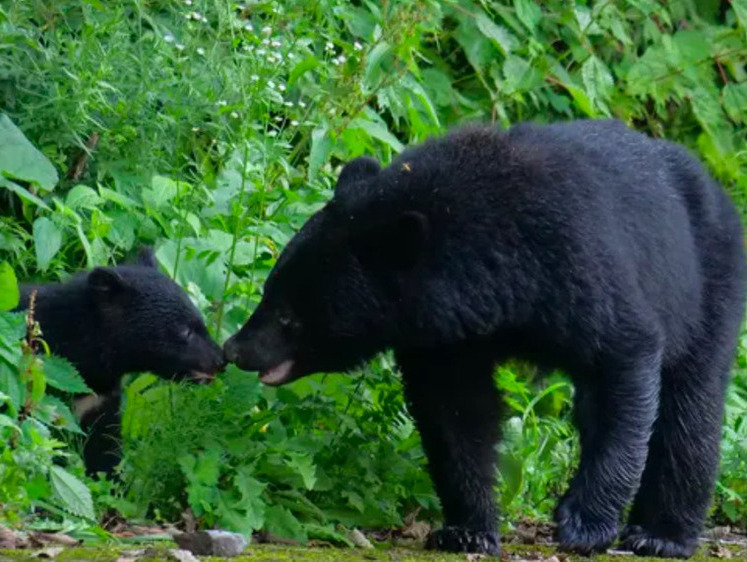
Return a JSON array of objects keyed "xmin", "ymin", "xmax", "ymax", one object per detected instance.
[{"xmin": 223, "ymin": 335, "xmax": 240, "ymax": 364}]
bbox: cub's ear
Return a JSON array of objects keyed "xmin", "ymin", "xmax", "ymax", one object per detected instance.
[
  {"xmin": 88, "ymin": 267, "xmax": 127, "ymax": 299},
  {"xmin": 351, "ymin": 211, "xmax": 429, "ymax": 270},
  {"xmin": 335, "ymin": 157, "xmax": 380, "ymax": 197},
  {"xmin": 135, "ymin": 246, "xmax": 158, "ymax": 268}
]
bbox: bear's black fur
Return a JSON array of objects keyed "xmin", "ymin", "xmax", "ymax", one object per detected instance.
[
  {"xmin": 16, "ymin": 247, "xmax": 225, "ymax": 477},
  {"xmin": 224, "ymin": 120, "xmax": 747, "ymax": 558}
]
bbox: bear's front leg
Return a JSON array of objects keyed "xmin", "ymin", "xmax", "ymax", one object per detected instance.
[
  {"xmin": 396, "ymin": 346, "xmax": 501, "ymax": 556},
  {"xmin": 555, "ymin": 332, "xmax": 663, "ymax": 555}
]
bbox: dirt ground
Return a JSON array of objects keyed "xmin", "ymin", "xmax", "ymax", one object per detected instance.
[{"xmin": 1, "ymin": 540, "xmax": 747, "ymax": 562}]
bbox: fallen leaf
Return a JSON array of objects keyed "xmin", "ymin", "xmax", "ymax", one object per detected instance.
[{"xmin": 30, "ymin": 532, "xmax": 80, "ymax": 546}]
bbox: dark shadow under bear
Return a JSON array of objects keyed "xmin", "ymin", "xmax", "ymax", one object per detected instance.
[
  {"xmin": 224, "ymin": 120, "xmax": 747, "ymax": 558},
  {"xmin": 16, "ymin": 247, "xmax": 225, "ymax": 477}
]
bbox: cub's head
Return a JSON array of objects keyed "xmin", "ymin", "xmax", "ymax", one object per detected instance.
[
  {"xmin": 90, "ymin": 247, "xmax": 225, "ymax": 383},
  {"xmin": 224, "ymin": 156, "xmax": 431, "ymax": 385}
]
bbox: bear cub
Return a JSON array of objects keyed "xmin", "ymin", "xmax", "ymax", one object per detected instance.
[
  {"xmin": 16, "ymin": 247, "xmax": 225, "ymax": 477},
  {"xmin": 224, "ymin": 120, "xmax": 747, "ymax": 558}
]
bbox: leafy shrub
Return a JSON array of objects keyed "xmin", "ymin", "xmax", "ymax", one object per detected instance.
[{"xmin": 0, "ymin": 262, "xmax": 95, "ymax": 527}]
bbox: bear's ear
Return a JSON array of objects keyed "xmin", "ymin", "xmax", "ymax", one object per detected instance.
[
  {"xmin": 351, "ymin": 211, "xmax": 429, "ymax": 270},
  {"xmin": 135, "ymin": 246, "xmax": 158, "ymax": 268},
  {"xmin": 335, "ymin": 157, "xmax": 380, "ymax": 196},
  {"xmin": 88, "ymin": 267, "xmax": 127, "ymax": 300}
]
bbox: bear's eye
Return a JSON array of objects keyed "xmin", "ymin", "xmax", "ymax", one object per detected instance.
[
  {"xmin": 278, "ymin": 315, "xmax": 292, "ymax": 327},
  {"xmin": 181, "ymin": 327, "xmax": 193, "ymax": 341}
]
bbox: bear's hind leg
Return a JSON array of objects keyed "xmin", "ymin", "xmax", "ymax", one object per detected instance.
[
  {"xmin": 396, "ymin": 345, "xmax": 501, "ymax": 555},
  {"xmin": 555, "ymin": 326, "xmax": 662, "ymax": 555},
  {"xmin": 621, "ymin": 337, "xmax": 738, "ymax": 558}
]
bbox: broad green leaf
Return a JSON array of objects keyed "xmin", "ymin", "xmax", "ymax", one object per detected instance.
[
  {"xmin": 475, "ymin": 12, "xmax": 516, "ymax": 54},
  {"xmin": 0, "ymin": 413, "xmax": 20, "ymax": 433},
  {"xmin": 0, "ymin": 178, "xmax": 52, "ymax": 210},
  {"xmin": 691, "ymin": 87, "xmax": 734, "ymax": 155},
  {"xmin": 722, "ymin": 83, "xmax": 747, "ymax": 124},
  {"xmin": 43, "ymin": 356, "xmax": 91, "ymax": 394},
  {"xmin": 263, "ymin": 505, "xmax": 307, "ymax": 542},
  {"xmin": 732, "ymin": 0, "xmax": 747, "ymax": 31},
  {"xmin": 287, "ymin": 452, "xmax": 316, "ymax": 490},
  {"xmin": 502, "ymin": 55, "xmax": 543, "ymax": 93},
  {"xmin": 288, "ymin": 56, "xmax": 320, "ymax": 88},
  {"xmin": 363, "ymin": 41, "xmax": 391, "ymax": 90},
  {"xmin": 566, "ymin": 84, "xmax": 596, "ymax": 117},
  {"xmin": 143, "ymin": 175, "xmax": 179, "ymax": 210},
  {"xmin": 216, "ymin": 466, "xmax": 266, "ymax": 532},
  {"xmin": 33, "ymin": 217, "xmax": 63, "ymax": 272},
  {"xmin": 0, "ymin": 262, "xmax": 19, "ymax": 311},
  {"xmin": 66, "ymin": 185, "xmax": 101, "ymax": 210},
  {"xmin": 581, "ymin": 56, "xmax": 614, "ymax": 115},
  {"xmin": 351, "ymin": 118, "xmax": 403, "ymax": 152},
  {"xmin": 340, "ymin": 6, "xmax": 377, "ymax": 39},
  {"xmin": 514, "ymin": 0, "xmax": 542, "ymax": 32},
  {"xmin": 49, "ymin": 465, "xmax": 95, "ymax": 520},
  {"xmin": 36, "ymin": 395, "xmax": 84, "ymax": 434},
  {"xmin": 454, "ymin": 15, "xmax": 495, "ymax": 73},
  {"xmin": 0, "ymin": 114, "xmax": 58, "ymax": 190},
  {"xmin": 308, "ymin": 127, "xmax": 331, "ymax": 182}
]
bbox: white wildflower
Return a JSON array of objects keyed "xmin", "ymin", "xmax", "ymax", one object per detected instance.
[
  {"xmin": 164, "ymin": 34, "xmax": 175, "ymax": 43},
  {"xmin": 196, "ymin": 47, "xmax": 206, "ymax": 55},
  {"xmin": 261, "ymin": 26, "xmax": 272, "ymax": 35},
  {"xmin": 354, "ymin": 41, "xmax": 363, "ymax": 51}
]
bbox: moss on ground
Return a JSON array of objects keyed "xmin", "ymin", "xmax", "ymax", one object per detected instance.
[{"xmin": 0, "ymin": 542, "xmax": 744, "ymax": 561}]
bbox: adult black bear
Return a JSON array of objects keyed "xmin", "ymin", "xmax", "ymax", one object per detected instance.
[
  {"xmin": 224, "ymin": 120, "xmax": 747, "ymax": 558},
  {"xmin": 16, "ymin": 247, "xmax": 225, "ymax": 477}
]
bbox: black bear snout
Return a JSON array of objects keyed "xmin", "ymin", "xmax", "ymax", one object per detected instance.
[{"xmin": 223, "ymin": 335, "xmax": 241, "ymax": 364}]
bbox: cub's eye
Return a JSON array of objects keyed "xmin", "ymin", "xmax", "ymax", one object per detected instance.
[
  {"xmin": 181, "ymin": 327, "xmax": 193, "ymax": 341},
  {"xmin": 278, "ymin": 316, "xmax": 292, "ymax": 328}
]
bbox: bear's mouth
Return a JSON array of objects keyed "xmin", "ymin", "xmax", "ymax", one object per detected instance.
[
  {"xmin": 259, "ymin": 359, "xmax": 295, "ymax": 386},
  {"xmin": 189, "ymin": 371, "xmax": 216, "ymax": 384}
]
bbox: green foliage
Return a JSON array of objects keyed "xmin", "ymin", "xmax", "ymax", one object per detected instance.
[
  {"xmin": 0, "ymin": 0, "xmax": 746, "ymax": 540},
  {"xmin": 0, "ymin": 263, "xmax": 96, "ymax": 527}
]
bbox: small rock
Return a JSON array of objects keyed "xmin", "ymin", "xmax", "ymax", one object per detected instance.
[
  {"xmin": 0, "ymin": 524, "xmax": 26, "ymax": 549},
  {"xmin": 711, "ymin": 544, "xmax": 734, "ymax": 559},
  {"xmin": 32, "ymin": 547, "xmax": 64, "ymax": 558},
  {"xmin": 347, "ymin": 528, "xmax": 373, "ymax": 549},
  {"xmin": 168, "ymin": 549, "xmax": 200, "ymax": 562},
  {"xmin": 174, "ymin": 530, "xmax": 248, "ymax": 557}
]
